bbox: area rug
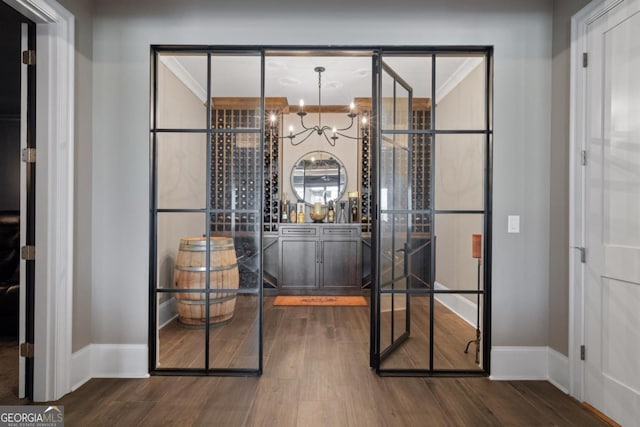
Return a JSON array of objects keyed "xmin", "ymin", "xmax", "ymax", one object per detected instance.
[{"xmin": 273, "ymin": 296, "xmax": 368, "ymax": 307}]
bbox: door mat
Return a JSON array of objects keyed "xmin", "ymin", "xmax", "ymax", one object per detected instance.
[{"xmin": 273, "ymin": 296, "xmax": 368, "ymax": 307}]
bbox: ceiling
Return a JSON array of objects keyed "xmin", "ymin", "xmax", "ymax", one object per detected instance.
[{"xmin": 162, "ymin": 53, "xmax": 483, "ymax": 107}]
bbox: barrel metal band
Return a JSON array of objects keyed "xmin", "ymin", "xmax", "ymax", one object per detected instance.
[
  {"xmin": 176, "ymin": 294, "xmax": 236, "ymax": 304},
  {"xmin": 179, "ymin": 243, "xmax": 235, "ymax": 252},
  {"xmin": 175, "ymin": 263, "xmax": 238, "ymax": 272}
]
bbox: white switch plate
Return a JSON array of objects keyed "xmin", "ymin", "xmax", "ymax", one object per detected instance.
[{"xmin": 508, "ymin": 215, "xmax": 520, "ymax": 233}]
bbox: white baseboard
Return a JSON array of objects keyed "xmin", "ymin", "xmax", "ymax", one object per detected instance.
[
  {"xmin": 490, "ymin": 346, "xmax": 549, "ymax": 380},
  {"xmin": 70, "ymin": 345, "xmax": 92, "ymax": 391},
  {"xmin": 434, "ymin": 281, "xmax": 477, "ymax": 327},
  {"xmin": 159, "ymin": 296, "xmax": 178, "ymax": 329},
  {"xmin": 91, "ymin": 344, "xmax": 149, "ymax": 378},
  {"xmin": 547, "ymin": 347, "xmax": 570, "ymax": 393},
  {"xmin": 70, "ymin": 344, "xmax": 149, "ymax": 389},
  {"xmin": 490, "ymin": 346, "xmax": 570, "ymax": 393}
]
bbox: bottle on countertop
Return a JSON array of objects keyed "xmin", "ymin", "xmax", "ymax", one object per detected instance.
[
  {"xmin": 289, "ymin": 207, "xmax": 297, "ymax": 223},
  {"xmin": 281, "ymin": 193, "xmax": 289, "ymax": 223},
  {"xmin": 297, "ymin": 204, "xmax": 305, "ymax": 224},
  {"xmin": 327, "ymin": 200, "xmax": 335, "ymax": 223}
]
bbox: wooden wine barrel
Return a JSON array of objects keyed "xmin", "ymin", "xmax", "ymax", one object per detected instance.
[{"xmin": 174, "ymin": 237, "xmax": 239, "ymax": 327}]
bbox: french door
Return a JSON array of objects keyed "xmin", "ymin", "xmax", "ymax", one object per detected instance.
[
  {"xmin": 371, "ymin": 51, "xmax": 492, "ymax": 375},
  {"xmin": 149, "ymin": 47, "xmax": 492, "ymax": 377}
]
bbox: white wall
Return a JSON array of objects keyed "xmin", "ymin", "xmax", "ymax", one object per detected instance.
[{"xmin": 90, "ymin": 0, "xmax": 553, "ymax": 351}]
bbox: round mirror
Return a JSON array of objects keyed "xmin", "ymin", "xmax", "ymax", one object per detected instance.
[{"xmin": 291, "ymin": 151, "xmax": 347, "ymax": 205}]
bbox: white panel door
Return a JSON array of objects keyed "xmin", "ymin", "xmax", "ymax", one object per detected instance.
[{"xmin": 585, "ymin": 1, "xmax": 640, "ymax": 425}]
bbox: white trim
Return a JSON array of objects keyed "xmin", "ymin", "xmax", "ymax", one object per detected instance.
[
  {"xmin": 548, "ymin": 347, "xmax": 570, "ymax": 394},
  {"xmin": 569, "ymin": 0, "xmax": 607, "ymax": 402},
  {"xmin": 70, "ymin": 345, "xmax": 92, "ymax": 392},
  {"xmin": 70, "ymin": 345, "xmax": 149, "ymax": 391},
  {"xmin": 434, "ymin": 281, "xmax": 477, "ymax": 327},
  {"xmin": 490, "ymin": 346, "xmax": 549, "ymax": 380},
  {"xmin": 490, "ymin": 346, "xmax": 571, "ymax": 394},
  {"xmin": 159, "ymin": 56, "xmax": 208, "ymax": 103},
  {"xmin": 4, "ymin": 0, "xmax": 75, "ymax": 402},
  {"xmin": 91, "ymin": 344, "xmax": 149, "ymax": 378},
  {"xmin": 159, "ymin": 296, "xmax": 178, "ymax": 329},
  {"xmin": 435, "ymin": 57, "xmax": 483, "ymax": 104}
]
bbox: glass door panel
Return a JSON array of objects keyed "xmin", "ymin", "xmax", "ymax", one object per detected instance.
[
  {"xmin": 151, "ymin": 48, "xmax": 263, "ymax": 375},
  {"xmin": 373, "ymin": 51, "xmax": 490, "ymax": 375},
  {"xmin": 157, "ymin": 53, "xmax": 208, "ymax": 130},
  {"xmin": 374, "ymin": 60, "xmax": 414, "ymax": 369},
  {"xmin": 379, "ymin": 294, "xmax": 430, "ymax": 370}
]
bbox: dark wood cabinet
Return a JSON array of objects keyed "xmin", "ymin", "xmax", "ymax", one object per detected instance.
[{"xmin": 278, "ymin": 224, "xmax": 361, "ymax": 292}]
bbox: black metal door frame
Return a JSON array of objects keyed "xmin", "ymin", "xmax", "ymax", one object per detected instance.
[
  {"xmin": 148, "ymin": 45, "xmax": 492, "ymax": 378},
  {"xmin": 371, "ymin": 48, "xmax": 493, "ymax": 376}
]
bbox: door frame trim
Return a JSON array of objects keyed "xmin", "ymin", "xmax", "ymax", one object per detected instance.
[
  {"xmin": 568, "ymin": 0, "xmax": 619, "ymax": 401},
  {"xmin": 3, "ymin": 0, "xmax": 75, "ymax": 402}
]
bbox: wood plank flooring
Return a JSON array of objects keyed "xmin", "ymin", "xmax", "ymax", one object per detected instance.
[{"xmin": 44, "ymin": 296, "xmax": 606, "ymax": 426}]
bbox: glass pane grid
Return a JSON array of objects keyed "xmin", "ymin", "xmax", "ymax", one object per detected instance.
[{"xmin": 152, "ymin": 49, "xmax": 264, "ymax": 375}]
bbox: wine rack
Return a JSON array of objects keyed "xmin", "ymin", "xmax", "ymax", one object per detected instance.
[
  {"xmin": 411, "ymin": 107, "xmax": 431, "ymax": 233},
  {"xmin": 210, "ymin": 101, "xmax": 283, "ymax": 233},
  {"xmin": 357, "ymin": 99, "xmax": 431, "ymax": 234}
]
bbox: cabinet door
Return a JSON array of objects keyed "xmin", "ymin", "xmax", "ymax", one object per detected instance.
[
  {"xmin": 280, "ymin": 239, "xmax": 318, "ymax": 288},
  {"xmin": 321, "ymin": 239, "xmax": 360, "ymax": 288}
]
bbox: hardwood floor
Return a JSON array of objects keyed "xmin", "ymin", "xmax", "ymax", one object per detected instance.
[
  {"xmin": 42, "ymin": 296, "xmax": 606, "ymax": 426},
  {"xmin": 0, "ymin": 338, "xmax": 23, "ymax": 405}
]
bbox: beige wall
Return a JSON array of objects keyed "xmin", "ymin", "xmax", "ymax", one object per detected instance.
[
  {"xmin": 434, "ymin": 62, "xmax": 485, "ymax": 296},
  {"xmin": 548, "ymin": 0, "xmax": 591, "ymax": 356},
  {"xmin": 156, "ymin": 60, "xmax": 207, "ymax": 293}
]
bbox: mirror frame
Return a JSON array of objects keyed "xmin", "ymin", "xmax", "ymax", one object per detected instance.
[{"xmin": 290, "ymin": 150, "xmax": 347, "ymax": 205}]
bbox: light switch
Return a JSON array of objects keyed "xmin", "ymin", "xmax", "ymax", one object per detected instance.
[{"xmin": 508, "ymin": 215, "xmax": 520, "ymax": 233}]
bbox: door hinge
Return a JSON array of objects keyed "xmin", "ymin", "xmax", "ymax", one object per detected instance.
[
  {"xmin": 572, "ymin": 246, "xmax": 586, "ymax": 263},
  {"xmin": 582, "ymin": 52, "xmax": 588, "ymax": 68},
  {"xmin": 580, "ymin": 345, "xmax": 586, "ymax": 361},
  {"xmin": 21, "ymin": 245, "xmax": 35, "ymax": 261},
  {"xmin": 22, "ymin": 50, "xmax": 36, "ymax": 65},
  {"xmin": 22, "ymin": 148, "xmax": 36, "ymax": 164},
  {"xmin": 20, "ymin": 342, "xmax": 34, "ymax": 358},
  {"xmin": 581, "ymin": 150, "xmax": 587, "ymax": 166}
]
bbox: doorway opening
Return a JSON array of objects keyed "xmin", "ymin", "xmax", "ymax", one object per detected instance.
[
  {"xmin": 0, "ymin": 0, "xmax": 35, "ymax": 401},
  {"xmin": 149, "ymin": 46, "xmax": 492, "ymax": 376}
]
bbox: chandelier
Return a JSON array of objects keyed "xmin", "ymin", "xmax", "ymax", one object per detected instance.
[{"xmin": 270, "ymin": 66, "xmax": 367, "ymax": 147}]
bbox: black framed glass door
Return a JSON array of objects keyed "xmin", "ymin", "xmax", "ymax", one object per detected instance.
[
  {"xmin": 148, "ymin": 46, "xmax": 491, "ymax": 377},
  {"xmin": 150, "ymin": 48, "xmax": 264, "ymax": 375},
  {"xmin": 372, "ymin": 50, "xmax": 492, "ymax": 375},
  {"xmin": 374, "ymin": 61, "xmax": 415, "ymax": 366}
]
